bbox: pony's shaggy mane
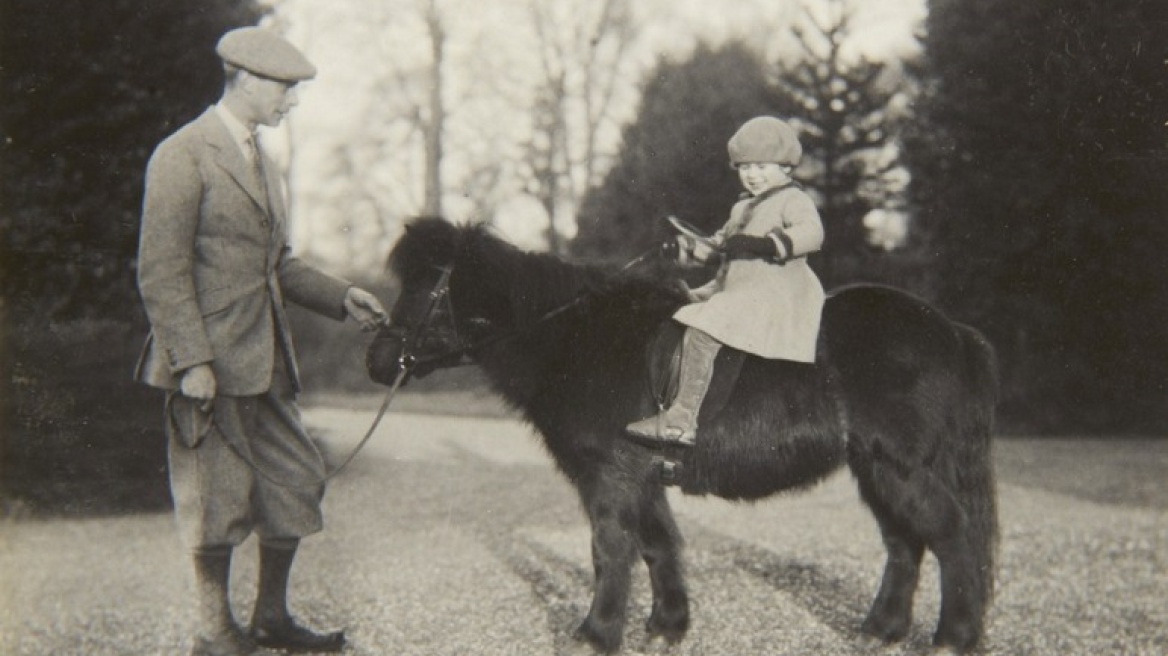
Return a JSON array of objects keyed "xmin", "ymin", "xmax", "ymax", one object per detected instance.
[{"xmin": 391, "ymin": 217, "xmax": 687, "ymax": 330}]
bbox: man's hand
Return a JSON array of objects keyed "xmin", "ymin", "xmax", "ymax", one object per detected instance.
[
  {"xmin": 180, "ymin": 364, "xmax": 217, "ymax": 412},
  {"xmin": 344, "ymin": 286, "xmax": 389, "ymax": 332}
]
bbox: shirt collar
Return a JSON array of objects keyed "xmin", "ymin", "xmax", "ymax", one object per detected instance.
[{"xmin": 214, "ymin": 102, "xmax": 254, "ymax": 158}]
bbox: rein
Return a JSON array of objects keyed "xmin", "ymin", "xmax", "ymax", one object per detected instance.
[
  {"xmin": 405, "ymin": 246, "xmax": 660, "ymax": 370},
  {"xmin": 166, "ymin": 268, "xmax": 454, "ymax": 489}
]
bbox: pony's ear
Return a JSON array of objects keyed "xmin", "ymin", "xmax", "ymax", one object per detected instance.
[{"xmin": 389, "ymin": 217, "xmax": 460, "ymax": 279}]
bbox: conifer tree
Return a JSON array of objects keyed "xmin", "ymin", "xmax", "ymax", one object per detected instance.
[{"xmin": 905, "ymin": 0, "xmax": 1168, "ymax": 431}]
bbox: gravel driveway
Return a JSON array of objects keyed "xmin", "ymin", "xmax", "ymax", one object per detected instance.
[{"xmin": 1, "ymin": 408, "xmax": 1165, "ymax": 655}]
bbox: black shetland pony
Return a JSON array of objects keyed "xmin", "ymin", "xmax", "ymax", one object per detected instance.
[{"xmin": 368, "ymin": 218, "xmax": 999, "ymax": 653}]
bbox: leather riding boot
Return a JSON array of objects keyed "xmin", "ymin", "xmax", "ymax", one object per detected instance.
[
  {"xmin": 626, "ymin": 327, "xmax": 722, "ymax": 446},
  {"xmin": 250, "ymin": 540, "xmax": 345, "ymax": 654},
  {"xmin": 190, "ymin": 546, "xmax": 256, "ymax": 656}
]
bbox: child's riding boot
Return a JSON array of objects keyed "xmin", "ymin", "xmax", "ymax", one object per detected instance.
[{"xmin": 626, "ymin": 327, "xmax": 721, "ymax": 446}]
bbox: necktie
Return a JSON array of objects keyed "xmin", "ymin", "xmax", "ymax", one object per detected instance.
[{"xmin": 246, "ymin": 134, "xmax": 272, "ymax": 219}]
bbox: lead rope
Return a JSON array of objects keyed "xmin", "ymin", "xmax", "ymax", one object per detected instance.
[
  {"xmin": 166, "ymin": 358, "xmax": 413, "ymax": 489},
  {"xmin": 165, "ymin": 269, "xmax": 458, "ymax": 490},
  {"xmin": 298, "ymin": 361, "xmax": 412, "ymax": 485}
]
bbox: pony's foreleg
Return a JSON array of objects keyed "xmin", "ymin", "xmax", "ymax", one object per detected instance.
[
  {"xmin": 637, "ymin": 485, "xmax": 689, "ymax": 643},
  {"xmin": 861, "ymin": 521, "xmax": 924, "ymax": 643},
  {"xmin": 574, "ymin": 486, "xmax": 638, "ymax": 653}
]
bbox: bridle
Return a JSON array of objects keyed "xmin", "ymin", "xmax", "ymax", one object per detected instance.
[
  {"xmin": 387, "ymin": 245, "xmax": 661, "ymax": 374},
  {"xmin": 386, "ymin": 264, "xmax": 472, "ymax": 373},
  {"xmin": 377, "ymin": 263, "xmax": 550, "ymax": 377}
]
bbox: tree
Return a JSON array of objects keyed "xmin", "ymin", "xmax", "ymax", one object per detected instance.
[
  {"xmin": 1, "ymin": 0, "xmax": 264, "ymax": 321},
  {"xmin": 572, "ymin": 43, "xmax": 775, "ymax": 261},
  {"xmin": 1, "ymin": 0, "xmax": 265, "ymax": 512},
  {"xmin": 521, "ymin": 0, "xmax": 641, "ymax": 253},
  {"xmin": 906, "ymin": 0, "xmax": 1168, "ymax": 432},
  {"xmin": 421, "ymin": 0, "xmax": 448, "ymax": 217},
  {"xmin": 273, "ymin": 0, "xmax": 542, "ymax": 267},
  {"xmin": 771, "ymin": 0, "xmax": 910, "ymax": 285},
  {"xmin": 574, "ymin": 1, "xmax": 915, "ymax": 280},
  {"xmin": 267, "ymin": 0, "xmax": 452, "ymax": 270}
]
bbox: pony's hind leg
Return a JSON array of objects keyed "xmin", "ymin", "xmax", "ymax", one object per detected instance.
[
  {"xmin": 861, "ymin": 518, "xmax": 925, "ymax": 643},
  {"xmin": 924, "ymin": 470, "xmax": 995, "ymax": 651},
  {"xmin": 855, "ymin": 452, "xmax": 988, "ymax": 652},
  {"xmin": 637, "ymin": 484, "xmax": 689, "ymax": 643},
  {"xmin": 574, "ymin": 478, "xmax": 639, "ymax": 653},
  {"xmin": 931, "ymin": 532, "xmax": 988, "ymax": 651}
]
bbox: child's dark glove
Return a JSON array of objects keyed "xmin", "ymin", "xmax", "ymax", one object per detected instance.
[{"xmin": 722, "ymin": 234, "xmax": 776, "ymax": 260}]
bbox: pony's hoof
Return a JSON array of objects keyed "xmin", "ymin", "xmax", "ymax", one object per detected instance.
[
  {"xmin": 861, "ymin": 611, "xmax": 910, "ymax": 644},
  {"xmin": 572, "ymin": 620, "xmax": 622, "ymax": 654},
  {"xmin": 933, "ymin": 623, "xmax": 981, "ymax": 654},
  {"xmin": 644, "ymin": 612, "xmax": 688, "ymax": 644},
  {"xmin": 642, "ymin": 632, "xmax": 681, "ymax": 654},
  {"xmin": 855, "ymin": 634, "xmax": 894, "ymax": 652}
]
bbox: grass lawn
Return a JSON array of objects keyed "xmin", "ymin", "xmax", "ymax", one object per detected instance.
[{"xmin": 994, "ymin": 436, "xmax": 1168, "ymax": 509}]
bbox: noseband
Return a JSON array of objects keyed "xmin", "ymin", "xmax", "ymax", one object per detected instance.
[
  {"xmin": 381, "ymin": 263, "xmax": 518, "ymax": 376},
  {"xmin": 389, "ymin": 265, "xmax": 473, "ymax": 374}
]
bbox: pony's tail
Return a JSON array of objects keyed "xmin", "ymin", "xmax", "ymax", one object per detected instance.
[{"xmin": 954, "ymin": 323, "xmax": 1000, "ymax": 606}]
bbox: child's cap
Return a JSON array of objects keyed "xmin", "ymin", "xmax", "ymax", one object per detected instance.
[{"xmin": 728, "ymin": 116, "xmax": 802, "ymax": 167}]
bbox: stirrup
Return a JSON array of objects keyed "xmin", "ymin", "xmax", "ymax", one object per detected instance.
[{"xmin": 652, "ymin": 456, "xmax": 684, "ymax": 486}]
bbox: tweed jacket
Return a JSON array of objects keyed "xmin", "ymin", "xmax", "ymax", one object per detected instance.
[
  {"xmin": 135, "ymin": 107, "xmax": 351, "ymax": 396},
  {"xmin": 673, "ymin": 185, "xmax": 825, "ymax": 362}
]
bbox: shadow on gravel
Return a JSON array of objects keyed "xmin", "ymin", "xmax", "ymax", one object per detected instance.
[{"xmin": 681, "ymin": 524, "xmax": 910, "ymax": 646}]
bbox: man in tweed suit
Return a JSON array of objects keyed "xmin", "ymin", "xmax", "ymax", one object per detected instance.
[{"xmin": 136, "ymin": 27, "xmax": 385, "ymax": 656}]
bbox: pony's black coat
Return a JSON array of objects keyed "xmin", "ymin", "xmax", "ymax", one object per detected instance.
[{"xmin": 370, "ymin": 218, "xmax": 999, "ymax": 653}]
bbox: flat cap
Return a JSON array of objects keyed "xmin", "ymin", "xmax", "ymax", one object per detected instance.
[{"xmin": 216, "ymin": 27, "xmax": 316, "ymax": 82}]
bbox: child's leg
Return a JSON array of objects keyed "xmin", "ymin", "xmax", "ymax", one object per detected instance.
[{"xmin": 626, "ymin": 327, "xmax": 722, "ymax": 446}]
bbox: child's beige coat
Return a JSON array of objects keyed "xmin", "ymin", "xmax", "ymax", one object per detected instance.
[{"xmin": 673, "ymin": 186, "xmax": 825, "ymax": 362}]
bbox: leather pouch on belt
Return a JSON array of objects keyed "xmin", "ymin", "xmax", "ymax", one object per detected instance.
[{"xmin": 165, "ymin": 392, "xmax": 213, "ymax": 448}]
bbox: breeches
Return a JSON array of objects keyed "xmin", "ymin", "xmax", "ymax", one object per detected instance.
[{"xmin": 166, "ymin": 367, "xmax": 327, "ymax": 548}]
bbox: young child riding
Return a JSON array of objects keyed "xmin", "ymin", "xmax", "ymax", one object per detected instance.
[{"xmin": 626, "ymin": 116, "xmax": 826, "ymax": 447}]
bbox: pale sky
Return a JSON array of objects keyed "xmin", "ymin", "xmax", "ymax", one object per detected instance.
[{"xmin": 265, "ymin": 0, "xmax": 926, "ymax": 270}]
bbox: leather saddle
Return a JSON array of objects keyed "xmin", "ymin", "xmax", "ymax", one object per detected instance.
[{"xmin": 645, "ymin": 321, "xmax": 745, "ymax": 422}]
